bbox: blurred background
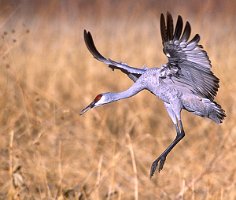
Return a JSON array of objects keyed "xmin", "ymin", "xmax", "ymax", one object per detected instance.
[{"xmin": 0, "ymin": 0, "xmax": 235, "ymax": 199}]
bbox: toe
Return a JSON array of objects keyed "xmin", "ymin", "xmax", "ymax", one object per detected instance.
[
  {"xmin": 158, "ymin": 156, "xmax": 166, "ymax": 172},
  {"xmin": 150, "ymin": 160, "xmax": 158, "ymax": 178}
]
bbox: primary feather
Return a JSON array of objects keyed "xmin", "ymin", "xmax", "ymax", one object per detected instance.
[
  {"xmin": 160, "ymin": 13, "xmax": 219, "ymax": 101},
  {"xmin": 84, "ymin": 30, "xmax": 145, "ymax": 82}
]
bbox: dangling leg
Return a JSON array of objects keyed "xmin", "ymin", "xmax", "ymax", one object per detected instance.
[{"xmin": 150, "ymin": 102, "xmax": 185, "ymax": 177}]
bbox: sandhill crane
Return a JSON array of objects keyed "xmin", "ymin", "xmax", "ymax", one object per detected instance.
[{"xmin": 80, "ymin": 13, "xmax": 226, "ymax": 177}]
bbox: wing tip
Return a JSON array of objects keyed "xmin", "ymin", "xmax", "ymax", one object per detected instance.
[
  {"xmin": 84, "ymin": 29, "xmax": 89, "ymax": 36},
  {"xmin": 160, "ymin": 11, "xmax": 175, "ymax": 42},
  {"xmin": 166, "ymin": 11, "xmax": 172, "ymax": 18},
  {"xmin": 167, "ymin": 12, "xmax": 174, "ymax": 40},
  {"xmin": 186, "ymin": 21, "xmax": 190, "ymax": 28},
  {"xmin": 180, "ymin": 21, "xmax": 191, "ymax": 41},
  {"xmin": 84, "ymin": 29, "xmax": 91, "ymax": 43},
  {"xmin": 160, "ymin": 13, "xmax": 167, "ymax": 43},
  {"xmin": 189, "ymin": 34, "xmax": 201, "ymax": 44},
  {"xmin": 83, "ymin": 29, "xmax": 107, "ymax": 62},
  {"xmin": 163, "ymin": 13, "xmax": 195, "ymax": 43}
]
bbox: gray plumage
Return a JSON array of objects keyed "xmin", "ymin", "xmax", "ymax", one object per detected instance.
[{"xmin": 81, "ymin": 12, "xmax": 226, "ymax": 177}]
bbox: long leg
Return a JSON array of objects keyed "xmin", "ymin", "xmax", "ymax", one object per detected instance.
[{"xmin": 150, "ymin": 103, "xmax": 185, "ymax": 177}]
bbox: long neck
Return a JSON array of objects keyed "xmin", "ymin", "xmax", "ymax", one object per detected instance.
[{"xmin": 109, "ymin": 83, "xmax": 144, "ymax": 102}]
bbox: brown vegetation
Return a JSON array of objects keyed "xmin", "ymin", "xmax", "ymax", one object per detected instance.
[{"xmin": 0, "ymin": 1, "xmax": 235, "ymax": 199}]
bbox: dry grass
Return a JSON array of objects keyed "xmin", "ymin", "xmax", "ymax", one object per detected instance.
[{"xmin": 0, "ymin": 1, "xmax": 236, "ymax": 199}]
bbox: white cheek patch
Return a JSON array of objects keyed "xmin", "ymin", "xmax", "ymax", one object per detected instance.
[
  {"xmin": 95, "ymin": 95, "xmax": 106, "ymax": 106},
  {"xmin": 100, "ymin": 96, "xmax": 106, "ymax": 103}
]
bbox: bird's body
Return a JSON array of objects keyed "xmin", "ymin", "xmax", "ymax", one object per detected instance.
[
  {"xmin": 138, "ymin": 67, "xmax": 223, "ymax": 124},
  {"xmin": 81, "ymin": 13, "xmax": 226, "ymax": 177}
]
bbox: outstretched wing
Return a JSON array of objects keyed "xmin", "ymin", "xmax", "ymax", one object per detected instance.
[
  {"xmin": 160, "ymin": 13, "xmax": 219, "ymax": 101},
  {"xmin": 84, "ymin": 30, "xmax": 145, "ymax": 82}
]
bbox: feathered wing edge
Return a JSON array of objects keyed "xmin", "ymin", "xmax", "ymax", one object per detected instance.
[
  {"xmin": 84, "ymin": 30, "xmax": 145, "ymax": 82},
  {"xmin": 160, "ymin": 13, "xmax": 220, "ymax": 101},
  {"xmin": 84, "ymin": 30, "xmax": 110, "ymax": 64}
]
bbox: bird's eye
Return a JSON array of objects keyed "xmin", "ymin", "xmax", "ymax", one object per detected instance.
[{"xmin": 94, "ymin": 94, "xmax": 102, "ymax": 102}]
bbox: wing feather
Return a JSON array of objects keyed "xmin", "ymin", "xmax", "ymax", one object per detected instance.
[
  {"xmin": 173, "ymin": 16, "xmax": 183, "ymax": 40},
  {"xmin": 180, "ymin": 21, "xmax": 191, "ymax": 42},
  {"xmin": 160, "ymin": 14, "xmax": 167, "ymax": 43},
  {"xmin": 167, "ymin": 12, "xmax": 174, "ymax": 40},
  {"xmin": 188, "ymin": 34, "xmax": 200, "ymax": 45},
  {"xmin": 84, "ymin": 30, "xmax": 145, "ymax": 82},
  {"xmin": 160, "ymin": 13, "xmax": 219, "ymax": 100}
]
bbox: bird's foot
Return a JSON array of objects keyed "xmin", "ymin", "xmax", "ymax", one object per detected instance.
[{"xmin": 150, "ymin": 155, "xmax": 167, "ymax": 178}]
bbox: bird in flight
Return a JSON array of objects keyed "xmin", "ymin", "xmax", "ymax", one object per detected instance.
[{"xmin": 80, "ymin": 12, "xmax": 226, "ymax": 177}]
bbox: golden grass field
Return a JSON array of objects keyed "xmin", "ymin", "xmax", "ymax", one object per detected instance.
[{"xmin": 0, "ymin": 0, "xmax": 236, "ymax": 199}]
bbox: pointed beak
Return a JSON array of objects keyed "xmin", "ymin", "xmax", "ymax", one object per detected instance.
[{"xmin": 80, "ymin": 101, "xmax": 95, "ymax": 115}]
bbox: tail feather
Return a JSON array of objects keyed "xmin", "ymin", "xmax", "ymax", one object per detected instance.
[
  {"xmin": 208, "ymin": 101, "xmax": 226, "ymax": 124},
  {"xmin": 183, "ymin": 96, "xmax": 226, "ymax": 124}
]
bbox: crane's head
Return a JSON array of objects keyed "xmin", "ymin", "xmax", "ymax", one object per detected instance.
[{"xmin": 80, "ymin": 93, "xmax": 109, "ymax": 115}]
